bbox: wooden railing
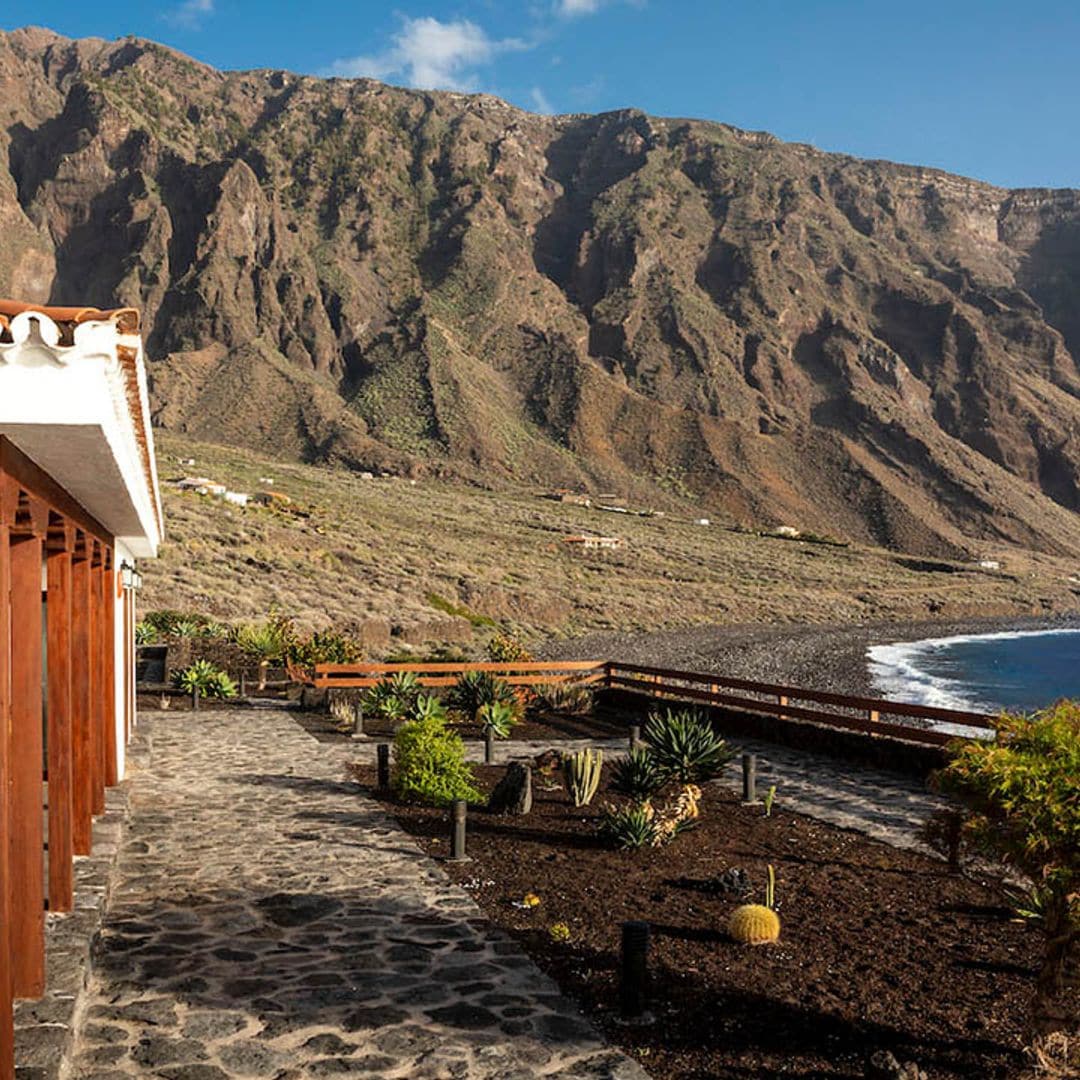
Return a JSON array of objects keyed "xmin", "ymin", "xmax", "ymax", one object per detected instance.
[
  {"xmin": 312, "ymin": 660, "xmax": 608, "ymax": 689},
  {"xmin": 605, "ymin": 662, "xmax": 996, "ymax": 748},
  {"xmin": 304, "ymin": 658, "xmax": 996, "ymax": 748}
]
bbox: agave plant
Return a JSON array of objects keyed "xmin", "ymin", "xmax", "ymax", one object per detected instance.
[
  {"xmin": 408, "ymin": 693, "xmax": 448, "ymax": 724},
  {"xmin": 598, "ymin": 802, "xmax": 658, "ymax": 849},
  {"xmin": 448, "ymin": 671, "xmax": 520, "ymax": 721},
  {"xmin": 610, "ymin": 746, "xmax": 664, "ymax": 803},
  {"xmin": 134, "ymin": 621, "xmax": 158, "ymax": 646},
  {"xmin": 477, "ymin": 700, "xmax": 517, "ymax": 738},
  {"xmin": 172, "ymin": 660, "xmax": 238, "ymax": 700},
  {"xmin": 644, "ymin": 708, "xmax": 733, "ymax": 786},
  {"xmin": 387, "ymin": 672, "xmax": 423, "ymax": 708}
]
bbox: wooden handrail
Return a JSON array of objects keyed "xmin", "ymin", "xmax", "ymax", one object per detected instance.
[
  {"xmin": 315, "ymin": 660, "xmax": 605, "ymax": 674},
  {"xmin": 606, "ymin": 661, "xmax": 996, "ymax": 729},
  {"xmin": 311, "ymin": 660, "xmax": 607, "ymax": 689}
]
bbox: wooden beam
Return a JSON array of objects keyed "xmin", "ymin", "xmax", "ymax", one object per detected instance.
[
  {"xmin": 9, "ymin": 531, "xmax": 45, "ymax": 998},
  {"xmin": 0, "ymin": 439, "xmax": 111, "ymax": 546},
  {"xmin": 89, "ymin": 544, "xmax": 105, "ymax": 817},
  {"xmin": 46, "ymin": 537, "xmax": 74, "ymax": 913},
  {"xmin": 0, "ymin": 519, "xmax": 15, "ymax": 1080},
  {"xmin": 70, "ymin": 542, "xmax": 92, "ymax": 855}
]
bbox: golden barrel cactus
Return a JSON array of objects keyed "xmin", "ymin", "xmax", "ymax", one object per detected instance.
[{"xmin": 728, "ymin": 903, "xmax": 781, "ymax": 945}]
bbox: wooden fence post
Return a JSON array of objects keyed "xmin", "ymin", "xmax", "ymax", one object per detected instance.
[{"xmin": 71, "ymin": 539, "xmax": 93, "ymax": 854}]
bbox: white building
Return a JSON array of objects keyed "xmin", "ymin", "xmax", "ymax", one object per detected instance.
[{"xmin": 0, "ymin": 298, "xmax": 162, "ymax": 1073}]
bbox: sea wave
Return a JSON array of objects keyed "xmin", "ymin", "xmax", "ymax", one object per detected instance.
[{"xmin": 867, "ymin": 627, "xmax": 1080, "ymax": 718}]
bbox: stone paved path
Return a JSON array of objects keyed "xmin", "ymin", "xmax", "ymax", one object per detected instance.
[{"xmin": 67, "ymin": 712, "xmax": 648, "ymax": 1080}]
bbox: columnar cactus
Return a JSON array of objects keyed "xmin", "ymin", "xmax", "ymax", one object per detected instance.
[{"xmin": 562, "ymin": 748, "xmax": 603, "ymax": 807}]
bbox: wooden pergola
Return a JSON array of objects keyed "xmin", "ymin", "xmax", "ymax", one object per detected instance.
[{"xmin": 0, "ymin": 301, "xmax": 160, "ymax": 1080}]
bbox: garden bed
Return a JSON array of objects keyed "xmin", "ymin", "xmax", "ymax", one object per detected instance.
[
  {"xmin": 351, "ymin": 762, "xmax": 1038, "ymax": 1079},
  {"xmin": 301, "ymin": 710, "xmax": 627, "ymax": 744}
]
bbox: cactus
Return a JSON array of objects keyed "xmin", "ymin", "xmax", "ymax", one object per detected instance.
[
  {"xmin": 562, "ymin": 748, "xmax": 603, "ymax": 807},
  {"xmin": 728, "ymin": 904, "xmax": 781, "ymax": 945},
  {"xmin": 728, "ymin": 865, "xmax": 780, "ymax": 944}
]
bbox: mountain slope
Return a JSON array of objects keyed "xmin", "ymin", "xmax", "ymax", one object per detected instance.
[{"xmin": 3, "ymin": 26, "xmax": 1080, "ymax": 559}]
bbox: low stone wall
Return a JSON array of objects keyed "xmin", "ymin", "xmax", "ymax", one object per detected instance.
[{"xmin": 596, "ymin": 688, "xmax": 947, "ymax": 778}]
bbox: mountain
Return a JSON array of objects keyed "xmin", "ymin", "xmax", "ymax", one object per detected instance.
[{"xmin": 3, "ymin": 26, "xmax": 1080, "ymax": 560}]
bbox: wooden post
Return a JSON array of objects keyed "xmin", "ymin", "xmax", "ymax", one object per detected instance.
[
  {"xmin": 103, "ymin": 550, "xmax": 117, "ymax": 787},
  {"xmin": 70, "ymin": 539, "xmax": 93, "ymax": 854},
  {"xmin": 89, "ymin": 545, "xmax": 105, "ymax": 815},
  {"xmin": 0, "ymin": 517, "xmax": 14, "ymax": 1079},
  {"xmin": 10, "ymin": 528, "xmax": 45, "ymax": 997},
  {"xmin": 45, "ymin": 526, "xmax": 75, "ymax": 913}
]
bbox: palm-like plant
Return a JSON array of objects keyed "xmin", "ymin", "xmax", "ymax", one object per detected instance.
[{"xmin": 233, "ymin": 620, "xmax": 291, "ymax": 689}]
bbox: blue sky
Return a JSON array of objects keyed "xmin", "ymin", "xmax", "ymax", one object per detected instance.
[{"xmin": 4, "ymin": 1, "xmax": 1079, "ymax": 189}]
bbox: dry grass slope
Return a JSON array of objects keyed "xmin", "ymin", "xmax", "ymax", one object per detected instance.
[{"xmin": 143, "ymin": 433, "xmax": 1080, "ymax": 651}]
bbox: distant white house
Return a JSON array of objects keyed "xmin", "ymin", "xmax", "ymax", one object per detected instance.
[
  {"xmin": 223, "ymin": 491, "xmax": 250, "ymax": 507},
  {"xmin": 564, "ymin": 535, "xmax": 624, "ymax": 551},
  {"xmin": 176, "ymin": 476, "xmax": 226, "ymax": 496}
]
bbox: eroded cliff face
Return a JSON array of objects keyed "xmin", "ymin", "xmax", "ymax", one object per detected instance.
[{"xmin": 3, "ymin": 26, "xmax": 1080, "ymax": 557}]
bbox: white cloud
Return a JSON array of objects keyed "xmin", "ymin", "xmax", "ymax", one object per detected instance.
[
  {"xmin": 557, "ymin": 0, "xmax": 603, "ymax": 14},
  {"xmin": 164, "ymin": 0, "xmax": 214, "ymax": 29},
  {"xmin": 530, "ymin": 86, "xmax": 555, "ymax": 114},
  {"xmin": 325, "ymin": 17, "xmax": 526, "ymax": 91}
]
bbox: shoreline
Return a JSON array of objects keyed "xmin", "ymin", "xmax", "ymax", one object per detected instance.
[{"xmin": 540, "ymin": 613, "xmax": 1080, "ymax": 700}]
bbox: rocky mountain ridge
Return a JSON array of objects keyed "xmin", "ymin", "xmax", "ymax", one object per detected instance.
[{"xmin": 3, "ymin": 26, "xmax": 1080, "ymax": 559}]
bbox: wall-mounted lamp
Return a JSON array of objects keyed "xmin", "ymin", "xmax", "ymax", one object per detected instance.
[{"xmin": 120, "ymin": 563, "xmax": 143, "ymax": 591}]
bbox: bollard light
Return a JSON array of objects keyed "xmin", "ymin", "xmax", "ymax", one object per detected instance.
[
  {"xmin": 352, "ymin": 702, "xmax": 365, "ymax": 739},
  {"xmin": 449, "ymin": 799, "xmax": 468, "ymax": 861},
  {"xmin": 484, "ymin": 727, "xmax": 495, "ymax": 765},
  {"xmin": 741, "ymin": 752, "xmax": 758, "ymax": 804},
  {"xmin": 619, "ymin": 920, "xmax": 650, "ymax": 1020},
  {"xmin": 191, "ymin": 687, "xmax": 199, "ymax": 713},
  {"xmin": 629, "ymin": 724, "xmax": 641, "ymax": 750},
  {"xmin": 376, "ymin": 743, "xmax": 391, "ymax": 790}
]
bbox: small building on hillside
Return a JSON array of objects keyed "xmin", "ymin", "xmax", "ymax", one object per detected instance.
[
  {"xmin": 176, "ymin": 476, "xmax": 227, "ymax": 496},
  {"xmin": 0, "ymin": 299, "xmax": 162, "ymax": 1074},
  {"xmin": 563, "ymin": 534, "xmax": 624, "ymax": 551}
]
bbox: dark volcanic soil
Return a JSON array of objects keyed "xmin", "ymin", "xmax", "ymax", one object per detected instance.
[{"xmin": 355, "ymin": 764, "xmax": 1039, "ymax": 1080}]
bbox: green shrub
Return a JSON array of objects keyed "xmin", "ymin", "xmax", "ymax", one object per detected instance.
[
  {"xmin": 135, "ymin": 621, "xmax": 158, "ymax": 646},
  {"xmin": 938, "ymin": 704, "xmax": 1079, "ymax": 1037},
  {"xmin": 611, "ymin": 746, "xmax": 663, "ymax": 802},
  {"xmin": 392, "ymin": 714, "xmax": 481, "ymax": 806},
  {"xmin": 645, "ymin": 708, "xmax": 733, "ymax": 785},
  {"xmin": 486, "ymin": 633, "xmax": 533, "ymax": 662},
  {"xmin": 448, "ymin": 671, "xmax": 520, "ymax": 722},
  {"xmin": 287, "ymin": 628, "xmax": 361, "ymax": 667},
  {"xmin": 172, "ymin": 660, "xmax": 237, "ymax": 700}
]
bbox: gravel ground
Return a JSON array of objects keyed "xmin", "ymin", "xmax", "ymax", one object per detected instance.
[{"xmin": 538, "ymin": 614, "xmax": 1080, "ymax": 697}]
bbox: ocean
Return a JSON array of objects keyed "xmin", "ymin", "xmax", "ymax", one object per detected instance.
[{"xmin": 867, "ymin": 628, "xmax": 1080, "ymax": 714}]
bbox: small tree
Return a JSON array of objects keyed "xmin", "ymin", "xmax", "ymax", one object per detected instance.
[
  {"xmin": 233, "ymin": 619, "xmax": 291, "ymax": 689},
  {"xmin": 939, "ymin": 704, "xmax": 1079, "ymax": 1038}
]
